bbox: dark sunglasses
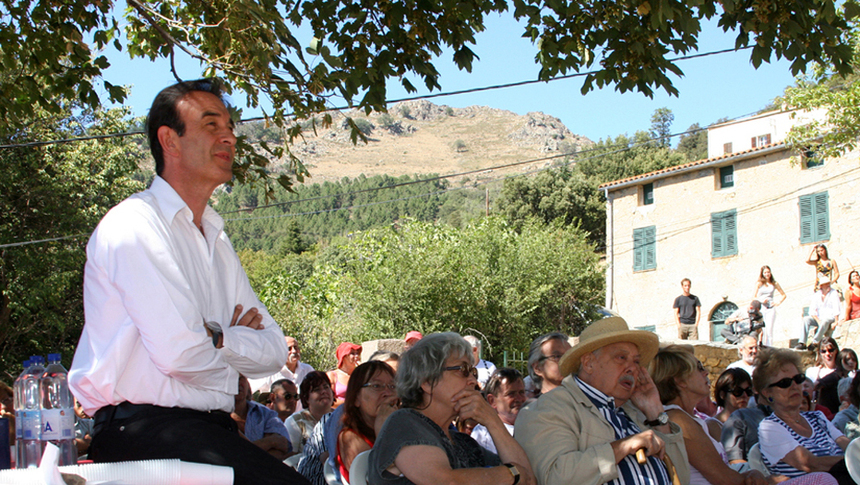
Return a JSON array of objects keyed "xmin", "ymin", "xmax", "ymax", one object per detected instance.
[
  {"xmin": 767, "ymin": 373, "xmax": 805, "ymax": 389},
  {"xmin": 820, "ymin": 348, "xmax": 836, "ymax": 355},
  {"xmin": 729, "ymin": 387, "xmax": 753, "ymax": 397},
  {"xmin": 445, "ymin": 364, "xmax": 478, "ymax": 379},
  {"xmin": 281, "ymin": 393, "xmax": 300, "ymax": 400}
]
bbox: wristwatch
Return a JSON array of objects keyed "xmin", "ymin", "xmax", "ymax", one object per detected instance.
[
  {"xmin": 504, "ymin": 463, "xmax": 520, "ymax": 485},
  {"xmin": 644, "ymin": 412, "xmax": 669, "ymax": 427}
]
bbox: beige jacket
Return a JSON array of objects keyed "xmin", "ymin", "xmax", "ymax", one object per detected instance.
[{"xmin": 514, "ymin": 375, "xmax": 690, "ymax": 485}]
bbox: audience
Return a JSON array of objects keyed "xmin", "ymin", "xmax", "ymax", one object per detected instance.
[
  {"xmin": 268, "ymin": 378, "xmax": 299, "ymax": 422},
  {"xmin": 464, "ymin": 335, "xmax": 497, "ymax": 389},
  {"xmin": 368, "ymin": 332, "xmax": 536, "ymax": 485},
  {"xmin": 368, "ymin": 350, "xmax": 400, "ymax": 373},
  {"xmin": 727, "ymin": 336, "xmax": 758, "ymax": 377},
  {"xmin": 336, "ymin": 361, "xmax": 397, "ymax": 483},
  {"xmin": 798, "ymin": 277, "xmax": 842, "ymax": 351},
  {"xmin": 650, "ymin": 345, "xmax": 767, "ymax": 485},
  {"xmin": 754, "ymin": 348, "xmax": 850, "ymax": 485},
  {"xmin": 73, "ymin": 397, "xmax": 94, "ymax": 457},
  {"xmin": 515, "ymin": 316, "xmax": 690, "ymax": 485},
  {"xmin": 327, "ymin": 342, "xmax": 362, "ymax": 407},
  {"xmin": 839, "ymin": 349, "xmax": 857, "ymax": 379},
  {"xmin": 296, "ymin": 412, "xmax": 337, "ymax": 485},
  {"xmin": 472, "ymin": 368, "xmax": 526, "ymax": 454},
  {"xmin": 708, "ymin": 368, "xmax": 753, "ymax": 442},
  {"xmin": 403, "ymin": 331, "xmax": 423, "ymax": 352},
  {"xmin": 286, "ymin": 371, "xmax": 333, "ymax": 454},
  {"xmin": 250, "ymin": 336, "xmax": 316, "ymax": 401},
  {"xmin": 808, "ymin": 337, "xmax": 845, "ymax": 415},
  {"xmin": 231, "ymin": 375, "xmax": 292, "ymax": 461},
  {"xmin": 831, "ymin": 373, "xmax": 860, "ymax": 439},
  {"xmin": 526, "ymin": 332, "xmax": 571, "ymax": 397}
]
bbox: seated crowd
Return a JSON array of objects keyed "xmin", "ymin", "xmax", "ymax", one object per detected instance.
[{"xmin": 58, "ymin": 320, "xmax": 860, "ymax": 485}]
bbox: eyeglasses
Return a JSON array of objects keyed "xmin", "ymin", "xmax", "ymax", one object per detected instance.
[
  {"xmin": 445, "ymin": 364, "xmax": 478, "ymax": 379},
  {"xmin": 767, "ymin": 373, "xmax": 805, "ymax": 389},
  {"xmin": 282, "ymin": 393, "xmax": 300, "ymax": 401},
  {"xmin": 729, "ymin": 387, "xmax": 754, "ymax": 397},
  {"xmin": 820, "ymin": 348, "xmax": 836, "ymax": 355},
  {"xmin": 362, "ymin": 383, "xmax": 396, "ymax": 392},
  {"xmin": 539, "ymin": 354, "xmax": 564, "ymax": 363}
]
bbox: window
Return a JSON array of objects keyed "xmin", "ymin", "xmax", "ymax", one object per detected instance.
[
  {"xmin": 723, "ymin": 143, "xmax": 733, "ymax": 155},
  {"xmin": 719, "ymin": 166, "xmax": 734, "ymax": 189},
  {"xmin": 799, "ymin": 192, "xmax": 830, "ymax": 243},
  {"xmin": 803, "ymin": 148, "xmax": 824, "ymax": 168},
  {"xmin": 711, "ymin": 209, "xmax": 738, "ymax": 258},
  {"xmin": 710, "ymin": 301, "xmax": 739, "ymax": 342},
  {"xmin": 642, "ymin": 183, "xmax": 654, "ymax": 205},
  {"xmin": 633, "ymin": 226, "xmax": 656, "ymax": 271},
  {"xmin": 750, "ymin": 134, "xmax": 772, "ymax": 148}
]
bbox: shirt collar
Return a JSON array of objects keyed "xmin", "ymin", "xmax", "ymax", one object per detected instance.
[
  {"xmin": 149, "ymin": 176, "xmax": 225, "ymax": 234},
  {"xmin": 575, "ymin": 376, "xmax": 617, "ymax": 410}
]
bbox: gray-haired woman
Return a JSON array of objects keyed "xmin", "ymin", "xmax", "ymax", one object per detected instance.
[{"xmin": 368, "ymin": 332, "xmax": 536, "ymax": 485}]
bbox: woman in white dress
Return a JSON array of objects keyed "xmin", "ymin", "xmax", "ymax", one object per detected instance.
[{"xmin": 754, "ymin": 266, "xmax": 787, "ymax": 346}]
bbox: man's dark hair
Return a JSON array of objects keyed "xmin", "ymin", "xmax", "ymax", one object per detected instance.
[
  {"xmin": 270, "ymin": 378, "xmax": 296, "ymax": 394},
  {"xmin": 483, "ymin": 368, "xmax": 523, "ymax": 398},
  {"xmin": 146, "ymin": 78, "xmax": 227, "ymax": 175}
]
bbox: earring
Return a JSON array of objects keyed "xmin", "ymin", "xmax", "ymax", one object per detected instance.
[{"xmin": 767, "ymin": 396, "xmax": 774, "ymax": 403}]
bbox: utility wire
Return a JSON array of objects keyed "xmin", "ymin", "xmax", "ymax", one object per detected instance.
[{"xmin": 0, "ymin": 46, "xmax": 748, "ymax": 149}]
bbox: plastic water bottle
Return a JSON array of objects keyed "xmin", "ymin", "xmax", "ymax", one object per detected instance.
[
  {"xmin": 16, "ymin": 356, "xmax": 44, "ymax": 468},
  {"xmin": 12, "ymin": 359, "xmax": 29, "ymax": 468},
  {"xmin": 40, "ymin": 353, "xmax": 76, "ymax": 466}
]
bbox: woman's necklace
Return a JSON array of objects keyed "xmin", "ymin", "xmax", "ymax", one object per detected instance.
[{"xmin": 777, "ymin": 411, "xmax": 806, "ymax": 426}]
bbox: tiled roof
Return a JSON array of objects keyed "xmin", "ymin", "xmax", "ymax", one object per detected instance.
[{"xmin": 598, "ymin": 142, "xmax": 787, "ymax": 191}]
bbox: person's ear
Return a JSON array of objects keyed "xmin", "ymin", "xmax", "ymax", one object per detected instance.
[
  {"xmin": 486, "ymin": 393, "xmax": 497, "ymax": 408},
  {"xmin": 157, "ymin": 125, "xmax": 181, "ymax": 160}
]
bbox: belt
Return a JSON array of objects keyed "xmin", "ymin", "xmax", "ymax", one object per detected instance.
[{"xmin": 92, "ymin": 402, "xmax": 229, "ymax": 435}]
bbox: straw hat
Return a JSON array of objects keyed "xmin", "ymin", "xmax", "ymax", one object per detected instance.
[{"xmin": 559, "ymin": 316, "xmax": 659, "ymax": 376}]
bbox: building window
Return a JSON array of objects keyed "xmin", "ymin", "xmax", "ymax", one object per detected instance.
[
  {"xmin": 803, "ymin": 148, "xmax": 824, "ymax": 168},
  {"xmin": 799, "ymin": 192, "xmax": 830, "ymax": 244},
  {"xmin": 719, "ymin": 166, "xmax": 734, "ymax": 189},
  {"xmin": 633, "ymin": 226, "xmax": 656, "ymax": 271},
  {"xmin": 641, "ymin": 183, "xmax": 654, "ymax": 205},
  {"xmin": 723, "ymin": 143, "xmax": 733, "ymax": 155},
  {"xmin": 710, "ymin": 301, "xmax": 739, "ymax": 342},
  {"xmin": 750, "ymin": 134, "xmax": 772, "ymax": 148},
  {"xmin": 711, "ymin": 209, "xmax": 738, "ymax": 258}
]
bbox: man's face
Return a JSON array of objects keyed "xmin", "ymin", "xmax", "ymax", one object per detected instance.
[
  {"xmin": 489, "ymin": 378, "xmax": 527, "ymax": 425},
  {"xmin": 535, "ymin": 338, "xmax": 572, "ymax": 390},
  {"xmin": 681, "ymin": 281, "xmax": 691, "ymax": 295},
  {"xmin": 821, "ymin": 282, "xmax": 831, "ymax": 294},
  {"xmin": 581, "ymin": 341, "xmax": 641, "ymax": 404},
  {"xmin": 169, "ymin": 91, "xmax": 236, "ymax": 188},
  {"xmin": 270, "ymin": 383, "xmax": 299, "ymax": 416},
  {"xmin": 285, "ymin": 337, "xmax": 301, "ymax": 365},
  {"xmin": 741, "ymin": 339, "xmax": 757, "ymax": 364}
]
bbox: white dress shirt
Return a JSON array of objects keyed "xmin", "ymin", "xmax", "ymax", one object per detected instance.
[
  {"xmin": 471, "ymin": 422, "xmax": 514, "ymax": 454},
  {"xmin": 249, "ymin": 361, "xmax": 315, "ymax": 393},
  {"xmin": 810, "ymin": 288, "xmax": 843, "ymax": 322},
  {"xmin": 476, "ymin": 359, "xmax": 497, "ymax": 387},
  {"xmin": 70, "ymin": 176, "xmax": 288, "ymax": 416}
]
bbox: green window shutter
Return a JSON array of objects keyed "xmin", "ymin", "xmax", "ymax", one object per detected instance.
[
  {"xmin": 711, "ymin": 209, "xmax": 738, "ymax": 257},
  {"xmin": 799, "ymin": 195, "xmax": 814, "ymax": 243},
  {"xmin": 633, "ymin": 226, "xmax": 656, "ymax": 271},
  {"xmin": 814, "ymin": 192, "xmax": 830, "ymax": 241}
]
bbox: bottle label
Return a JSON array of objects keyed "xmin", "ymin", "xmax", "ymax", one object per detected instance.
[
  {"xmin": 20, "ymin": 410, "xmax": 40, "ymax": 440},
  {"xmin": 41, "ymin": 409, "xmax": 74, "ymax": 440},
  {"xmin": 14, "ymin": 411, "xmax": 22, "ymax": 439}
]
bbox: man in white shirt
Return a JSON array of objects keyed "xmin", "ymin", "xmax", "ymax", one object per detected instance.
[
  {"xmin": 69, "ymin": 79, "xmax": 307, "ymax": 485},
  {"xmin": 464, "ymin": 335, "xmax": 496, "ymax": 388},
  {"xmin": 472, "ymin": 368, "xmax": 527, "ymax": 453},
  {"xmin": 727, "ymin": 335, "xmax": 758, "ymax": 377},
  {"xmin": 799, "ymin": 277, "xmax": 843, "ymax": 350},
  {"xmin": 250, "ymin": 336, "xmax": 315, "ymax": 394}
]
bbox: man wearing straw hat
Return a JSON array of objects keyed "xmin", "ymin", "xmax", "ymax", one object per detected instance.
[{"xmin": 514, "ymin": 316, "xmax": 690, "ymax": 485}]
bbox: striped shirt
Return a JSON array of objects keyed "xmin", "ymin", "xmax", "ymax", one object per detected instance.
[
  {"xmin": 575, "ymin": 377, "xmax": 671, "ymax": 485},
  {"xmin": 759, "ymin": 411, "xmax": 844, "ymax": 477}
]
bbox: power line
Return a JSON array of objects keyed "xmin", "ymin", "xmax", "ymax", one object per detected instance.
[
  {"xmin": 0, "ymin": 46, "xmax": 748, "ymax": 150},
  {"xmin": 0, "ymin": 233, "xmax": 89, "ymax": 250}
]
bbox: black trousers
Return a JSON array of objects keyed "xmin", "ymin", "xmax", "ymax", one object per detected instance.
[{"xmin": 90, "ymin": 404, "xmax": 309, "ymax": 485}]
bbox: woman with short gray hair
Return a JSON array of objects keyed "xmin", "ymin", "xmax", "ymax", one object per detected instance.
[{"xmin": 368, "ymin": 332, "xmax": 536, "ymax": 485}]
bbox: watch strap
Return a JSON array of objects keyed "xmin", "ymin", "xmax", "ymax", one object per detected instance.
[{"xmin": 504, "ymin": 463, "xmax": 520, "ymax": 485}]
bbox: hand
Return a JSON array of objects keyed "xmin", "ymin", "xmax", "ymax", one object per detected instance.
[
  {"xmin": 629, "ymin": 366, "xmax": 664, "ymax": 419},
  {"xmin": 742, "ymin": 470, "xmax": 769, "ymax": 485},
  {"xmin": 230, "ymin": 304, "xmax": 264, "ymax": 330},
  {"xmin": 254, "ymin": 434, "xmax": 291, "ymax": 461},
  {"xmin": 614, "ymin": 429, "xmax": 665, "ymax": 462},
  {"xmin": 451, "ymin": 387, "xmax": 498, "ymax": 426},
  {"xmin": 374, "ymin": 399, "xmax": 399, "ymax": 435}
]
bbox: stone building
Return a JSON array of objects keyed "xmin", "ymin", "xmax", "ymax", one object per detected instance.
[{"xmin": 599, "ymin": 109, "xmax": 860, "ymax": 347}]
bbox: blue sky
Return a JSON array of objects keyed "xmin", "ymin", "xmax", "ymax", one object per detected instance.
[{"xmin": 103, "ymin": 12, "xmax": 797, "ymax": 145}]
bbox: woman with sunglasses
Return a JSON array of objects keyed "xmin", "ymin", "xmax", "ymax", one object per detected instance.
[
  {"xmin": 368, "ymin": 332, "xmax": 536, "ymax": 485},
  {"xmin": 706, "ymin": 368, "xmax": 754, "ymax": 441},
  {"xmin": 807, "ymin": 338, "xmax": 846, "ymax": 416},
  {"xmin": 755, "ymin": 348, "xmax": 851, "ymax": 485},
  {"xmin": 337, "ymin": 361, "xmax": 398, "ymax": 484},
  {"xmin": 650, "ymin": 345, "xmax": 769, "ymax": 485}
]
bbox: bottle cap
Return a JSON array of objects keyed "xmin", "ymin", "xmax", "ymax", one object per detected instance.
[{"xmin": 47, "ymin": 353, "xmax": 61, "ymax": 363}]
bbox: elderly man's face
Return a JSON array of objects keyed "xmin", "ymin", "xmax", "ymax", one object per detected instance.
[
  {"xmin": 489, "ymin": 378, "xmax": 527, "ymax": 426},
  {"xmin": 741, "ymin": 339, "xmax": 757, "ymax": 364},
  {"xmin": 285, "ymin": 337, "xmax": 301, "ymax": 365},
  {"xmin": 581, "ymin": 341, "xmax": 641, "ymax": 404}
]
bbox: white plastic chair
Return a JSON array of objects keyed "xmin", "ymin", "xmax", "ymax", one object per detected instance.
[
  {"xmin": 284, "ymin": 453, "xmax": 303, "ymax": 468},
  {"xmin": 324, "ymin": 458, "xmax": 344, "ymax": 485},
  {"xmin": 747, "ymin": 443, "xmax": 770, "ymax": 476},
  {"xmin": 845, "ymin": 437, "xmax": 860, "ymax": 484},
  {"xmin": 348, "ymin": 450, "xmax": 371, "ymax": 485}
]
